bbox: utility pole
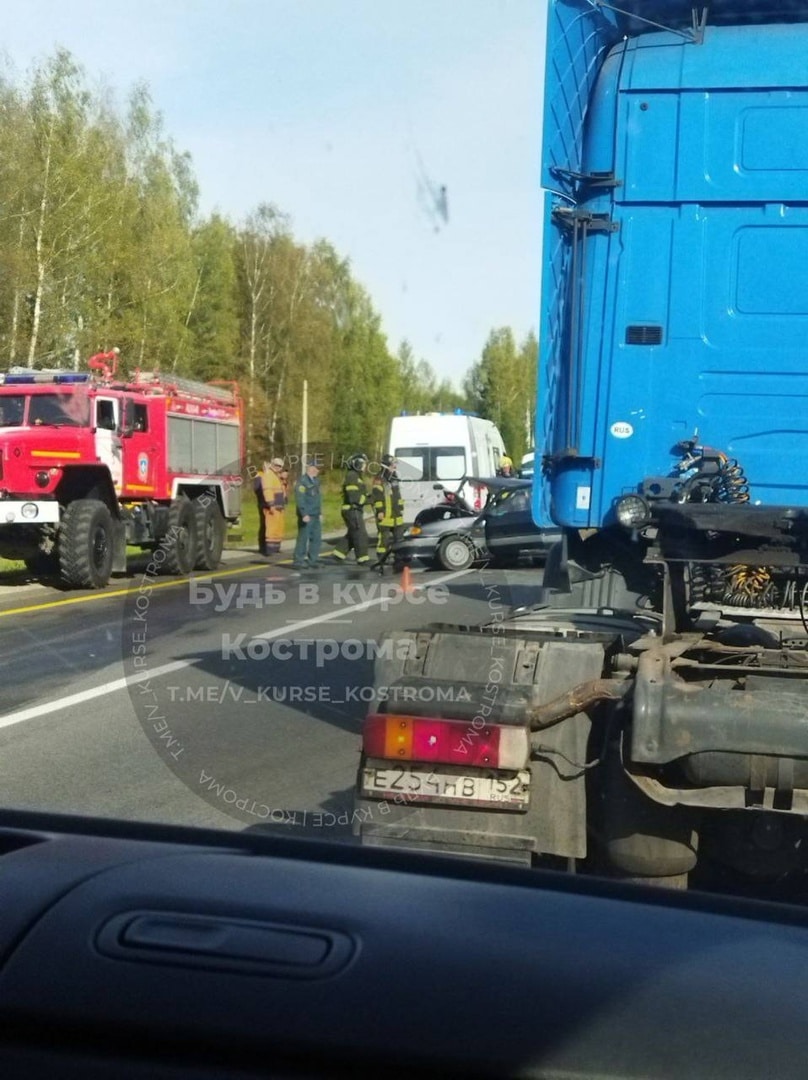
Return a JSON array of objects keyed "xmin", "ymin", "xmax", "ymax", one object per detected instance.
[{"xmin": 301, "ymin": 379, "xmax": 308, "ymax": 468}]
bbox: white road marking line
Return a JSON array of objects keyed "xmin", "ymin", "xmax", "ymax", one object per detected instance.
[
  {"xmin": 287, "ymin": 618, "xmax": 354, "ymax": 625},
  {"xmin": 0, "ymin": 660, "xmax": 190, "ymax": 730},
  {"xmin": 0, "ymin": 569, "xmax": 472, "ymax": 729}
]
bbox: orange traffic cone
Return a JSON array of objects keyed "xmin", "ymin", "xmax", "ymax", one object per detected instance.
[{"xmin": 400, "ymin": 563, "xmax": 413, "ymax": 594}]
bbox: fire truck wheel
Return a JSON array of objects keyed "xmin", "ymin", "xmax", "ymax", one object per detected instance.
[
  {"xmin": 58, "ymin": 499, "xmax": 115, "ymax": 589},
  {"xmin": 193, "ymin": 497, "xmax": 225, "ymax": 571},
  {"xmin": 163, "ymin": 497, "xmax": 197, "ymax": 576}
]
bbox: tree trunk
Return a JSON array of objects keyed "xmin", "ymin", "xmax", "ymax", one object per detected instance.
[
  {"xmin": 28, "ymin": 122, "xmax": 53, "ymax": 366},
  {"xmin": 8, "ymin": 212, "xmax": 27, "ymax": 365},
  {"xmin": 139, "ymin": 277, "xmax": 151, "ymax": 367},
  {"xmin": 268, "ymin": 359, "xmax": 286, "ymax": 451},
  {"xmin": 173, "ymin": 266, "xmax": 203, "ymax": 372}
]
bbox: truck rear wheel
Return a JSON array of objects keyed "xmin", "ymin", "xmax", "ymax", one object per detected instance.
[
  {"xmin": 598, "ymin": 748, "xmax": 698, "ymax": 882},
  {"xmin": 162, "ymin": 498, "xmax": 197, "ymax": 575},
  {"xmin": 193, "ymin": 497, "xmax": 225, "ymax": 571},
  {"xmin": 624, "ymin": 873, "xmax": 689, "ymax": 890},
  {"xmin": 58, "ymin": 499, "xmax": 115, "ymax": 589}
]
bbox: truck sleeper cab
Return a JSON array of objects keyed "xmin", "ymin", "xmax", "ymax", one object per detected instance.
[{"xmin": 539, "ymin": 3, "xmax": 808, "ymax": 550}]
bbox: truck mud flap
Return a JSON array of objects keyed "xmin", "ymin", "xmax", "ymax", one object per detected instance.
[
  {"xmin": 355, "ymin": 630, "xmax": 605, "ymax": 862},
  {"xmin": 112, "ymin": 518, "xmax": 128, "ymax": 573}
]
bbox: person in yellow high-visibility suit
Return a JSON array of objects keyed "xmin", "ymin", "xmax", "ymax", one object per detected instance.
[{"xmin": 261, "ymin": 458, "xmax": 287, "ymax": 555}]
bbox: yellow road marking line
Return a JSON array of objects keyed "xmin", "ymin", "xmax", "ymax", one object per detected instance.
[{"xmin": 0, "ymin": 560, "xmax": 263, "ymax": 618}]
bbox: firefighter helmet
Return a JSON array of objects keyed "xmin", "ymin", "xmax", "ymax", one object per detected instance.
[
  {"xmin": 380, "ymin": 452, "xmax": 397, "ymax": 479},
  {"xmin": 349, "ymin": 452, "xmax": 368, "ymax": 471}
]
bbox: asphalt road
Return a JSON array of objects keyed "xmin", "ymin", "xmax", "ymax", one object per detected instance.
[{"xmin": 0, "ymin": 553, "xmax": 546, "ymax": 841}]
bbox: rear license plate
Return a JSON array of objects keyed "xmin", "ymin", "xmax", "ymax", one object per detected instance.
[{"xmin": 360, "ymin": 764, "xmax": 530, "ymax": 811}]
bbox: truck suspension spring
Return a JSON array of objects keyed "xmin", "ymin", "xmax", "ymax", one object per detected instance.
[
  {"xmin": 689, "ymin": 563, "xmax": 782, "ymax": 609},
  {"xmin": 689, "ymin": 562, "xmax": 723, "ymax": 604},
  {"xmin": 722, "ymin": 564, "xmax": 775, "ymax": 607},
  {"xmin": 711, "ymin": 457, "xmax": 750, "ymax": 504}
]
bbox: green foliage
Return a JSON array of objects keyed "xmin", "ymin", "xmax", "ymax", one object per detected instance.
[
  {"xmin": 395, "ymin": 341, "xmax": 467, "ymax": 415},
  {"xmin": 0, "ymin": 49, "xmax": 534, "ymax": 476},
  {"xmin": 0, "ymin": 59, "xmax": 202, "ymax": 370},
  {"xmin": 464, "ymin": 328, "xmax": 538, "ymax": 463},
  {"xmin": 183, "ymin": 214, "xmax": 240, "ymax": 380}
]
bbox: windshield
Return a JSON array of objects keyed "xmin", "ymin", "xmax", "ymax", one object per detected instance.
[
  {"xmin": 3, "ymin": 0, "xmax": 808, "ymax": 916},
  {"xmin": 395, "ymin": 446, "xmax": 466, "ymax": 482},
  {"xmin": 28, "ymin": 393, "xmax": 90, "ymax": 427},
  {"xmin": 0, "ymin": 395, "xmax": 24, "ymax": 427},
  {"xmin": 0, "ymin": 5, "xmax": 538, "ymax": 851},
  {"xmin": 487, "ymin": 488, "xmax": 531, "ymax": 516}
]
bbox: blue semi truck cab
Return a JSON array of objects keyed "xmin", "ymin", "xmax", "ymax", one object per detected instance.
[
  {"xmin": 354, "ymin": 2, "xmax": 808, "ymax": 889},
  {"xmin": 539, "ymin": 0, "xmax": 808, "ymax": 615}
]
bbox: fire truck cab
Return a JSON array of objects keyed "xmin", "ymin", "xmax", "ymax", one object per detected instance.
[{"xmin": 0, "ymin": 352, "xmax": 243, "ymax": 588}]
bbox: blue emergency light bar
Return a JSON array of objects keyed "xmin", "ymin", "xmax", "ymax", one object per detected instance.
[{"xmin": 1, "ymin": 371, "xmax": 92, "ymax": 385}]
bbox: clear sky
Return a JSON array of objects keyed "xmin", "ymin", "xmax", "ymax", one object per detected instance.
[{"xmin": 1, "ymin": 0, "xmax": 548, "ymax": 388}]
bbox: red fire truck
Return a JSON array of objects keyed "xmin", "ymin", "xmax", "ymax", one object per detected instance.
[{"xmin": 0, "ymin": 351, "xmax": 243, "ymax": 588}]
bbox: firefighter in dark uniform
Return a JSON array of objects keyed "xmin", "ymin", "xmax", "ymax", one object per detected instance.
[
  {"xmin": 332, "ymin": 452, "xmax": 371, "ymax": 565},
  {"xmin": 371, "ymin": 454, "xmax": 405, "ymax": 572}
]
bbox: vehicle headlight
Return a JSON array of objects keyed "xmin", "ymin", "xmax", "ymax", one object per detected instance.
[
  {"xmin": 406, "ymin": 526, "xmax": 421, "ymax": 537},
  {"xmin": 21, "ymin": 502, "xmax": 38, "ymax": 520},
  {"xmin": 615, "ymin": 494, "xmax": 650, "ymax": 528}
]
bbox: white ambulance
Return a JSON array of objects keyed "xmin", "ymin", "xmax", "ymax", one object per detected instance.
[{"xmin": 387, "ymin": 412, "xmax": 506, "ymax": 523}]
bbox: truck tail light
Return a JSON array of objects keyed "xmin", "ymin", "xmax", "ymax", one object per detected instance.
[
  {"xmin": 472, "ymin": 484, "xmax": 482, "ymax": 510},
  {"xmin": 363, "ymin": 713, "xmax": 529, "ymax": 770}
]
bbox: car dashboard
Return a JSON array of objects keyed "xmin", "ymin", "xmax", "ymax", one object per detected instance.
[{"xmin": 0, "ymin": 810, "xmax": 807, "ymax": 1079}]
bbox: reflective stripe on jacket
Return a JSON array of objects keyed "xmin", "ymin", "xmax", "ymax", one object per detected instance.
[
  {"xmin": 342, "ymin": 468, "xmax": 368, "ymax": 510},
  {"xmin": 371, "ymin": 477, "xmax": 404, "ymax": 526}
]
